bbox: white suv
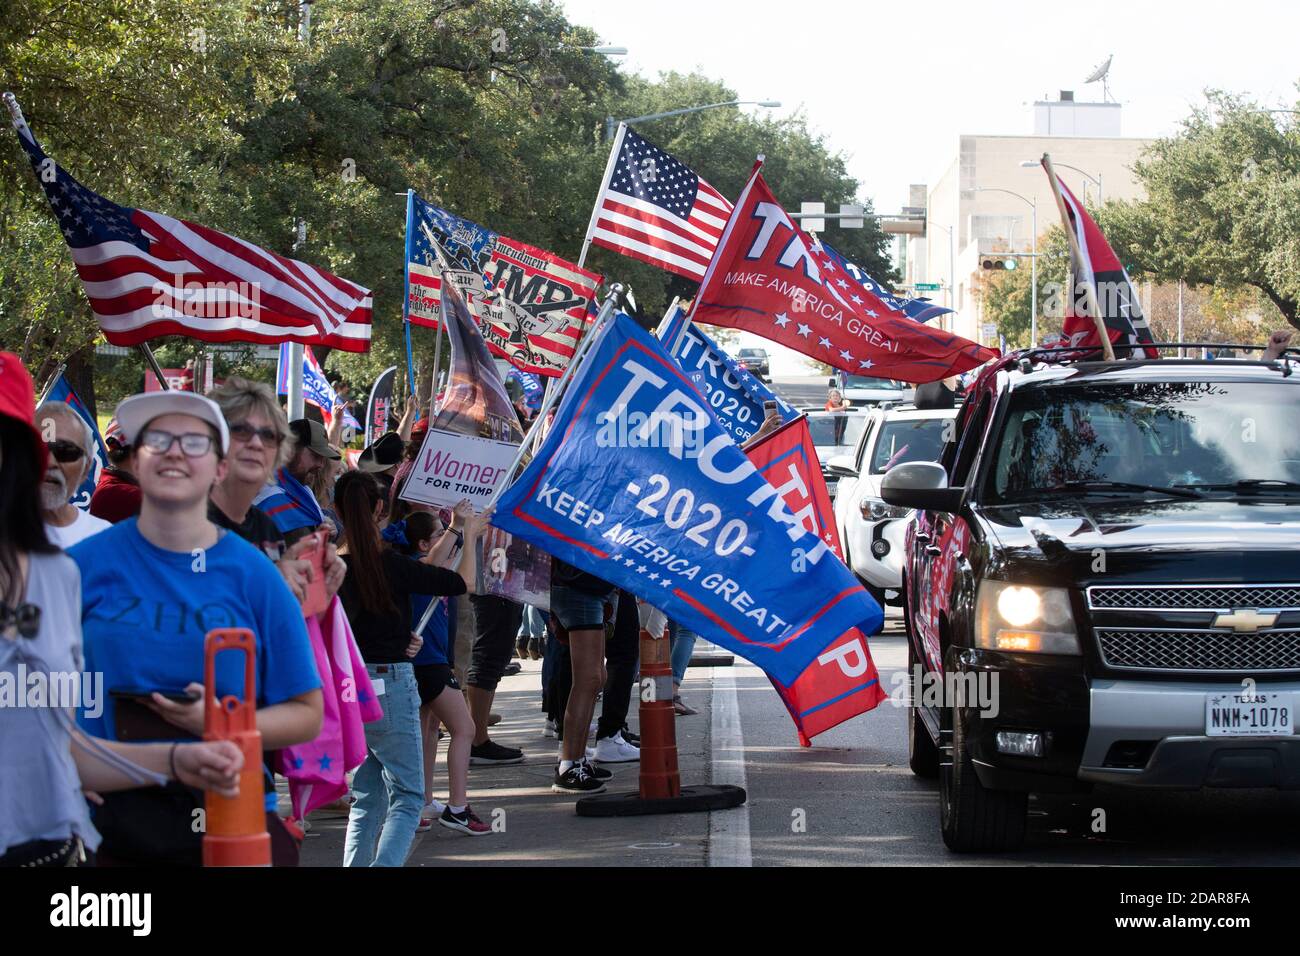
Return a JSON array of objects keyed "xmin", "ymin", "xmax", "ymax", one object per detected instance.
[{"xmin": 829, "ymin": 404, "xmax": 957, "ymax": 606}]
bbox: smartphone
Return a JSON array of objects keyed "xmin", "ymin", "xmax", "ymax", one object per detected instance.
[
  {"xmin": 109, "ymin": 687, "xmax": 200, "ymax": 704},
  {"xmin": 763, "ymin": 399, "xmax": 778, "ymax": 415},
  {"xmin": 109, "ymin": 687, "xmax": 200, "ymax": 742},
  {"xmin": 300, "ymin": 531, "xmax": 329, "ymax": 617}
]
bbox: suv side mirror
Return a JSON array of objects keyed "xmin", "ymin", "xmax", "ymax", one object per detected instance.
[
  {"xmin": 880, "ymin": 461, "xmax": 964, "ymax": 513},
  {"xmin": 826, "ymin": 454, "xmax": 857, "ymax": 479},
  {"xmin": 828, "ymin": 377, "xmax": 837, "ymax": 388}
]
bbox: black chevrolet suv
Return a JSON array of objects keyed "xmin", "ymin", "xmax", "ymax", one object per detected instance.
[{"xmin": 881, "ymin": 346, "xmax": 1300, "ymax": 852}]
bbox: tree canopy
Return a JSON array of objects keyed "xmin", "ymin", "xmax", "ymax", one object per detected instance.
[{"xmin": 0, "ymin": 0, "xmax": 895, "ymax": 416}]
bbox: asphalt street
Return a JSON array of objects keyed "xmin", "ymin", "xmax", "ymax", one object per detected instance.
[{"xmin": 295, "ymin": 603, "xmax": 1300, "ymax": 866}]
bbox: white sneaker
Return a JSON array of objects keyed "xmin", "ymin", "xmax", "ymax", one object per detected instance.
[
  {"xmin": 417, "ymin": 799, "xmax": 445, "ymax": 833},
  {"xmin": 595, "ymin": 731, "xmax": 641, "ymax": 763},
  {"xmin": 543, "ymin": 718, "xmax": 558, "ymax": 738}
]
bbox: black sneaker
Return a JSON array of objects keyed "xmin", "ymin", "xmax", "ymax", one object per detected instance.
[
  {"xmin": 502, "ymin": 660, "xmax": 522, "ymax": 677},
  {"xmin": 580, "ymin": 757, "xmax": 613, "ymax": 780},
  {"xmin": 552, "ymin": 762, "xmax": 607, "ymax": 794},
  {"xmin": 470, "ymin": 740, "xmax": 524, "ymax": 765}
]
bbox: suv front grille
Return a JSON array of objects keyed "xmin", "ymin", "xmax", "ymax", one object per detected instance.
[
  {"xmin": 1096, "ymin": 628, "xmax": 1300, "ymax": 672},
  {"xmin": 1088, "ymin": 585, "xmax": 1300, "ymax": 611}
]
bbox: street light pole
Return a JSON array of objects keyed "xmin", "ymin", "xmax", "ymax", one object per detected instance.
[{"xmin": 605, "ymin": 99, "xmax": 780, "ymax": 142}]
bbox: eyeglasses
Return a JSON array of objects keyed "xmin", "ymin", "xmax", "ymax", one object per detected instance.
[
  {"xmin": 1, "ymin": 602, "xmax": 40, "ymax": 638},
  {"xmin": 229, "ymin": 422, "xmax": 283, "ymax": 446},
  {"xmin": 138, "ymin": 428, "xmax": 214, "ymax": 457},
  {"xmin": 45, "ymin": 439, "xmax": 86, "ymax": 464}
]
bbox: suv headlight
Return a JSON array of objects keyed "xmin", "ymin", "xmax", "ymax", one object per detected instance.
[
  {"xmin": 860, "ymin": 498, "xmax": 912, "ymax": 521},
  {"xmin": 975, "ymin": 581, "xmax": 1080, "ymax": 655}
]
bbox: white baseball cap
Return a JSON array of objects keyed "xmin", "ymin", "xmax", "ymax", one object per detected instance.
[{"xmin": 115, "ymin": 391, "xmax": 230, "ymax": 455}]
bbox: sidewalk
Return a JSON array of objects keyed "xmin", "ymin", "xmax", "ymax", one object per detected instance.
[{"xmin": 296, "ymin": 656, "xmax": 718, "ymax": 867}]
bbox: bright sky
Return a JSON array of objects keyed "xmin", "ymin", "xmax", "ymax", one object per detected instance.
[{"xmin": 562, "ymin": 0, "xmax": 1300, "ymax": 374}]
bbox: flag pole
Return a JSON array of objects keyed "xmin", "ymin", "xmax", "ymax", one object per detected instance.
[
  {"xmin": 137, "ymin": 343, "xmax": 171, "ymax": 391},
  {"xmin": 401, "ymin": 189, "xmax": 419, "ymax": 397},
  {"xmin": 36, "ymin": 362, "xmax": 67, "ymax": 405},
  {"xmin": 1041, "ymin": 153, "xmax": 1115, "ymax": 361},
  {"xmin": 576, "ymin": 122, "xmax": 628, "ymax": 270}
]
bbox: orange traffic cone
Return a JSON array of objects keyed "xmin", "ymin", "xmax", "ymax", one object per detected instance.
[
  {"xmin": 202, "ymin": 628, "xmax": 271, "ymax": 867},
  {"xmin": 576, "ymin": 607, "xmax": 745, "ymax": 817}
]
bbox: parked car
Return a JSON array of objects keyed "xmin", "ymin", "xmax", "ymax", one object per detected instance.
[
  {"xmin": 805, "ymin": 409, "xmax": 869, "ymax": 498},
  {"xmin": 882, "ymin": 347, "xmax": 1300, "ymax": 852},
  {"xmin": 829, "ymin": 404, "xmax": 958, "ymax": 606},
  {"xmin": 830, "ymin": 372, "xmax": 913, "ymax": 406},
  {"xmin": 736, "ymin": 347, "xmax": 770, "ymax": 381}
]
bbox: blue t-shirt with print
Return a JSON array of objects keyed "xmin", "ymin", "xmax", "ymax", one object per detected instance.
[{"xmin": 71, "ymin": 519, "xmax": 321, "ymax": 810}]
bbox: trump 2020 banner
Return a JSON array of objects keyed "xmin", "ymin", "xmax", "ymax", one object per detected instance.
[
  {"xmin": 492, "ymin": 313, "xmax": 882, "ymax": 685},
  {"xmin": 658, "ymin": 308, "xmax": 797, "ymax": 444},
  {"xmin": 744, "ymin": 417, "xmax": 886, "ymax": 744},
  {"xmin": 404, "ymin": 191, "xmax": 602, "ymax": 377}
]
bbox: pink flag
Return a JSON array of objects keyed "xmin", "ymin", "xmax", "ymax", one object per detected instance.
[{"xmin": 277, "ymin": 597, "xmax": 383, "ymax": 820}]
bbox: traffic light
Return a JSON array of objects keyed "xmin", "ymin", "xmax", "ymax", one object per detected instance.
[{"xmin": 981, "ymin": 257, "xmax": 1018, "ymax": 271}]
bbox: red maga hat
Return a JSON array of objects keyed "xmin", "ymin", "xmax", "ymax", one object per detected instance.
[{"xmin": 0, "ymin": 352, "xmax": 48, "ymax": 473}]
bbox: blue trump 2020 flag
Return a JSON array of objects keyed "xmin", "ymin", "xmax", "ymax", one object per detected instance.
[
  {"xmin": 658, "ymin": 308, "xmax": 797, "ymax": 444},
  {"xmin": 492, "ymin": 313, "xmax": 882, "ymax": 685}
]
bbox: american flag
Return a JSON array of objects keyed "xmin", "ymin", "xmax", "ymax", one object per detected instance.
[
  {"xmin": 7, "ymin": 95, "xmax": 372, "ymax": 352},
  {"xmin": 585, "ymin": 126, "xmax": 732, "ymax": 280}
]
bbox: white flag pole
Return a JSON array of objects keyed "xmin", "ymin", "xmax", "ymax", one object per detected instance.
[{"xmin": 576, "ymin": 123, "xmax": 627, "ymax": 271}]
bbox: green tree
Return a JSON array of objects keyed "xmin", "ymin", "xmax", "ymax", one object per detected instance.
[{"xmin": 1096, "ymin": 88, "xmax": 1300, "ymax": 330}]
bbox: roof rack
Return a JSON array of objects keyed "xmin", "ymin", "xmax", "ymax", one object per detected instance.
[{"xmin": 998, "ymin": 342, "xmax": 1299, "ymax": 377}]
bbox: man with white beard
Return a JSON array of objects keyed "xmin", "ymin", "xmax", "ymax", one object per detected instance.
[{"xmin": 35, "ymin": 401, "xmax": 111, "ymax": 549}]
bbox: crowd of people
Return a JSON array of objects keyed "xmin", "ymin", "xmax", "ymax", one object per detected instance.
[{"xmin": 0, "ymin": 353, "xmax": 711, "ymax": 868}]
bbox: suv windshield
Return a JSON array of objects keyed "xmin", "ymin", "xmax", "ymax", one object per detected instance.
[
  {"xmin": 871, "ymin": 418, "xmax": 950, "ymax": 473},
  {"xmin": 738, "ymin": 349, "xmax": 766, "ymax": 359},
  {"xmin": 807, "ymin": 412, "xmax": 867, "ymax": 449},
  {"xmin": 845, "ymin": 375, "xmax": 903, "ymax": 391},
  {"xmin": 987, "ymin": 381, "xmax": 1300, "ymax": 502}
]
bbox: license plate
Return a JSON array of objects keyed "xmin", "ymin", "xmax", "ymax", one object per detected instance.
[{"xmin": 1205, "ymin": 693, "xmax": 1293, "ymax": 737}]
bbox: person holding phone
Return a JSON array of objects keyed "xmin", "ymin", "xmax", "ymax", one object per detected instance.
[
  {"xmin": 333, "ymin": 473, "xmax": 488, "ymax": 865},
  {"xmin": 0, "ymin": 354, "xmax": 245, "ymax": 868},
  {"xmin": 69, "ymin": 390, "xmax": 324, "ymax": 866}
]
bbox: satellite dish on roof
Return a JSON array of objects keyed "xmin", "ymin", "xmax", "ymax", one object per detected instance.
[
  {"xmin": 1085, "ymin": 55, "xmax": 1114, "ymax": 102},
  {"xmin": 1084, "ymin": 55, "xmax": 1112, "ymax": 84}
]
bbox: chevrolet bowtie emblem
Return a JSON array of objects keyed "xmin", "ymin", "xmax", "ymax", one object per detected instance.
[{"xmin": 1213, "ymin": 608, "xmax": 1278, "ymax": 632}]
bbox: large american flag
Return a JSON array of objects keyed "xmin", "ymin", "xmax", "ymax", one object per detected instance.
[
  {"xmin": 7, "ymin": 95, "xmax": 372, "ymax": 352},
  {"xmin": 584, "ymin": 126, "xmax": 732, "ymax": 280}
]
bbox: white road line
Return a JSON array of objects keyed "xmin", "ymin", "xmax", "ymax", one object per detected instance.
[{"xmin": 708, "ymin": 664, "xmax": 752, "ymax": 867}]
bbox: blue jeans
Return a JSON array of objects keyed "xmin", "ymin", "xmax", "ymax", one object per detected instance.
[
  {"xmin": 668, "ymin": 620, "xmax": 698, "ymax": 687},
  {"xmin": 517, "ymin": 604, "xmax": 545, "ymax": 641},
  {"xmin": 344, "ymin": 662, "xmax": 424, "ymax": 868}
]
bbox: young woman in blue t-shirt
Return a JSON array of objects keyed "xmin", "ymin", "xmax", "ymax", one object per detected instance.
[{"xmin": 70, "ymin": 391, "xmax": 324, "ymax": 866}]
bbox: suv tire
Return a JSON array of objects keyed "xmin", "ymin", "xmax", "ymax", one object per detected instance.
[
  {"xmin": 906, "ymin": 623, "xmax": 940, "ymax": 778},
  {"xmin": 940, "ymin": 703, "xmax": 1028, "ymax": 853}
]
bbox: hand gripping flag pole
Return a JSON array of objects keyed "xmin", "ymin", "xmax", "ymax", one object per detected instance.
[{"xmin": 576, "ymin": 601, "xmax": 746, "ymax": 817}]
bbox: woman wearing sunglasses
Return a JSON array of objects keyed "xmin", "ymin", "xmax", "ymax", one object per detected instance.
[
  {"xmin": 67, "ymin": 390, "xmax": 323, "ymax": 866},
  {"xmin": 208, "ymin": 377, "xmax": 346, "ymax": 607},
  {"xmin": 35, "ymin": 401, "xmax": 111, "ymax": 549},
  {"xmin": 0, "ymin": 355, "xmax": 245, "ymax": 868}
]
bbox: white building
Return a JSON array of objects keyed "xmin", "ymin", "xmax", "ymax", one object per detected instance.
[{"xmin": 903, "ymin": 92, "xmax": 1153, "ymax": 345}]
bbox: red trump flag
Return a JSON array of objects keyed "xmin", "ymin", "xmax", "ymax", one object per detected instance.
[
  {"xmin": 745, "ymin": 416, "xmax": 887, "ymax": 745},
  {"xmin": 692, "ymin": 166, "xmax": 995, "ymax": 383}
]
